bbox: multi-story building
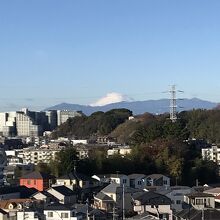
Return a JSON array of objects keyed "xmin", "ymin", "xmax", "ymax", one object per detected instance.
[
  {"xmin": 202, "ymin": 145, "xmax": 220, "ymax": 165},
  {"xmin": 45, "ymin": 110, "xmax": 57, "ymax": 131},
  {"xmin": 57, "ymin": 110, "xmax": 82, "ymax": 126},
  {"xmin": 0, "ymin": 112, "xmax": 17, "ymax": 136},
  {"xmin": 0, "ymin": 108, "xmax": 82, "ymax": 137},
  {"xmin": 22, "ymin": 147, "xmax": 60, "ymax": 165}
]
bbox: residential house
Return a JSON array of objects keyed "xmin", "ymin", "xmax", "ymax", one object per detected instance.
[
  {"xmin": 32, "ymin": 191, "xmax": 58, "ymax": 204},
  {"xmin": 46, "ymin": 186, "xmax": 77, "ymax": 205},
  {"xmin": 109, "ymin": 174, "xmax": 129, "ymax": 187},
  {"xmin": 157, "ymin": 186, "xmax": 194, "ymax": 211},
  {"xmin": 20, "ymin": 171, "xmax": 54, "ymax": 191},
  {"xmin": 133, "ymin": 191, "xmax": 172, "ymax": 220},
  {"xmin": 146, "ymin": 174, "xmax": 170, "ymax": 188},
  {"xmin": 75, "ymin": 203, "xmax": 107, "ymax": 220},
  {"xmin": 0, "ymin": 209, "xmax": 8, "ymax": 220},
  {"xmin": 204, "ymin": 187, "xmax": 220, "ymax": 197},
  {"xmin": 173, "ymin": 207, "xmax": 220, "ymax": 220},
  {"xmin": 184, "ymin": 192, "xmax": 215, "ymax": 209},
  {"xmin": 128, "ymin": 174, "xmax": 146, "ymax": 189},
  {"xmin": 0, "ymin": 199, "xmax": 35, "ymax": 220},
  {"xmin": 0, "ymin": 186, "xmax": 37, "ymax": 200},
  {"xmin": 91, "ymin": 175, "xmax": 110, "ymax": 184},
  {"xmin": 17, "ymin": 208, "xmax": 41, "ymax": 220},
  {"xmin": 100, "ymin": 183, "xmax": 144, "ymax": 215},
  {"xmin": 93, "ymin": 191, "xmax": 115, "ymax": 212},
  {"xmin": 56, "ymin": 172, "xmax": 98, "ymax": 190},
  {"xmin": 44, "ymin": 204, "xmax": 82, "ymax": 220}
]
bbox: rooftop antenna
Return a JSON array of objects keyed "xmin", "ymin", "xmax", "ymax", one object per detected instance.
[{"xmin": 168, "ymin": 85, "xmax": 184, "ymax": 122}]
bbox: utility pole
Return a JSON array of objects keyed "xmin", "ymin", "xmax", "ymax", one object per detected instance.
[
  {"xmin": 86, "ymin": 199, "xmax": 89, "ymax": 220},
  {"xmin": 122, "ymin": 184, "xmax": 125, "ymax": 220}
]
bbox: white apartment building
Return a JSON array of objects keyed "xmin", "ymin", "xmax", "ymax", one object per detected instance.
[
  {"xmin": 16, "ymin": 112, "xmax": 41, "ymax": 137},
  {"xmin": 0, "ymin": 112, "xmax": 17, "ymax": 136},
  {"xmin": 57, "ymin": 110, "xmax": 82, "ymax": 126},
  {"xmin": 22, "ymin": 147, "xmax": 60, "ymax": 165},
  {"xmin": 202, "ymin": 145, "xmax": 220, "ymax": 165},
  {"xmin": 107, "ymin": 146, "xmax": 132, "ymax": 157}
]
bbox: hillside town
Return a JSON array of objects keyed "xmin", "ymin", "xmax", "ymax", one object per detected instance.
[{"xmin": 0, "ymin": 108, "xmax": 219, "ymax": 219}]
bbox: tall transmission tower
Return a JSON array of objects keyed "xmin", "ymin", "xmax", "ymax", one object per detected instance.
[
  {"xmin": 168, "ymin": 85, "xmax": 184, "ymax": 122},
  {"xmin": 169, "ymin": 85, "xmax": 177, "ymax": 122}
]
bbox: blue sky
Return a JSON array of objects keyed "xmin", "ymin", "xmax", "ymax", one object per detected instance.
[{"xmin": 1, "ymin": 0, "xmax": 220, "ymax": 111}]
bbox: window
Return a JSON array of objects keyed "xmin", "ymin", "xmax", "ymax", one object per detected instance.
[
  {"xmin": 163, "ymin": 180, "xmax": 167, "ymax": 185},
  {"xmin": 48, "ymin": 212, "xmax": 53, "ymax": 217},
  {"xmin": 196, "ymin": 199, "xmax": 203, "ymax": 205},
  {"xmin": 34, "ymin": 180, "xmax": 37, "ymax": 185},
  {"xmin": 176, "ymin": 200, "xmax": 181, "ymax": 204},
  {"xmin": 122, "ymin": 179, "xmax": 127, "ymax": 184},
  {"xmin": 138, "ymin": 181, "xmax": 142, "ymax": 185},
  {"xmin": 61, "ymin": 213, "xmax": 69, "ymax": 218},
  {"xmin": 27, "ymin": 180, "xmax": 31, "ymax": 185}
]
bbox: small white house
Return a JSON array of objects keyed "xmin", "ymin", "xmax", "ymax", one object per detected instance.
[
  {"xmin": 184, "ymin": 192, "xmax": 215, "ymax": 209},
  {"xmin": 17, "ymin": 209, "xmax": 39, "ymax": 220},
  {"xmin": 47, "ymin": 186, "xmax": 76, "ymax": 205},
  {"xmin": 44, "ymin": 204, "xmax": 82, "ymax": 220},
  {"xmin": 0, "ymin": 209, "xmax": 8, "ymax": 220}
]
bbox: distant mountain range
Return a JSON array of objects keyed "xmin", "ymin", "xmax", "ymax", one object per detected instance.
[{"xmin": 44, "ymin": 98, "xmax": 219, "ymax": 115}]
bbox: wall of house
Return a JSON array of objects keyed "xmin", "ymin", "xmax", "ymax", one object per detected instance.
[
  {"xmin": 47, "ymin": 189, "xmax": 65, "ymax": 204},
  {"xmin": 0, "ymin": 213, "xmax": 8, "ymax": 220},
  {"xmin": 145, "ymin": 205, "xmax": 172, "ymax": 220},
  {"xmin": 17, "ymin": 211, "xmax": 38, "ymax": 220},
  {"xmin": 44, "ymin": 210, "xmax": 77, "ymax": 220},
  {"xmin": 20, "ymin": 178, "xmax": 44, "ymax": 191}
]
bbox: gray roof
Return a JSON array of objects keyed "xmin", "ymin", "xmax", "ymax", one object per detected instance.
[
  {"xmin": 133, "ymin": 191, "xmax": 171, "ymax": 205},
  {"xmin": 58, "ymin": 172, "xmax": 91, "ymax": 181},
  {"xmin": 109, "ymin": 174, "xmax": 127, "ymax": 178},
  {"xmin": 102, "ymin": 183, "xmax": 119, "ymax": 194},
  {"xmin": 128, "ymin": 174, "xmax": 146, "ymax": 179},
  {"xmin": 186, "ymin": 192, "xmax": 215, "ymax": 198},
  {"xmin": 204, "ymin": 187, "xmax": 220, "ymax": 194},
  {"xmin": 45, "ymin": 204, "xmax": 73, "ymax": 211},
  {"xmin": 146, "ymin": 174, "xmax": 168, "ymax": 180},
  {"xmin": 94, "ymin": 192, "xmax": 114, "ymax": 201},
  {"xmin": 174, "ymin": 208, "xmax": 220, "ymax": 220},
  {"xmin": 127, "ymin": 212, "xmax": 159, "ymax": 219},
  {"xmin": 50, "ymin": 186, "xmax": 76, "ymax": 196},
  {"xmin": 102, "ymin": 183, "xmax": 143, "ymax": 195}
]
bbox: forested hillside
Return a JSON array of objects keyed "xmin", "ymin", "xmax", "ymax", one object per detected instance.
[
  {"xmin": 52, "ymin": 108, "xmax": 132, "ymax": 138},
  {"xmin": 48, "ymin": 108, "xmax": 220, "ymax": 186}
]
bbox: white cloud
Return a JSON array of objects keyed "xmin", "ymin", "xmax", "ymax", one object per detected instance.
[{"xmin": 90, "ymin": 92, "xmax": 133, "ymax": 106}]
